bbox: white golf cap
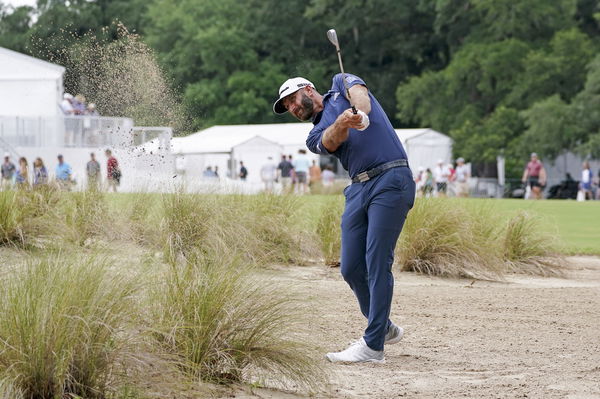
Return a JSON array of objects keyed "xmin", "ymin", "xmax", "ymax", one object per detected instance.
[{"xmin": 273, "ymin": 77, "xmax": 315, "ymax": 114}]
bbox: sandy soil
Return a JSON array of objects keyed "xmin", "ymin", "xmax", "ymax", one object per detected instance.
[{"xmin": 230, "ymin": 257, "xmax": 600, "ymax": 399}]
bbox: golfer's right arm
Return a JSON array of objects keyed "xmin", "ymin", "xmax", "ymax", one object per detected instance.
[{"xmin": 321, "ymin": 110, "xmax": 364, "ymax": 152}]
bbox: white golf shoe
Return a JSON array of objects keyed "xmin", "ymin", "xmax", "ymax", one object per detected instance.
[
  {"xmin": 326, "ymin": 338, "xmax": 385, "ymax": 363},
  {"xmin": 384, "ymin": 323, "xmax": 404, "ymax": 345}
]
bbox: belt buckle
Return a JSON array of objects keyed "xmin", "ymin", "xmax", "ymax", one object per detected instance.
[{"xmin": 357, "ymin": 171, "xmax": 369, "ymax": 183}]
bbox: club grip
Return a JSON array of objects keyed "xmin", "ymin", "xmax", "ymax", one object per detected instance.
[{"xmin": 351, "ymin": 106, "xmax": 358, "ymax": 114}]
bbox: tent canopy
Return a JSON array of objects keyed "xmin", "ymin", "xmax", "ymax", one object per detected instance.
[
  {"xmin": 0, "ymin": 46, "xmax": 65, "ymax": 81},
  {"xmin": 0, "ymin": 47, "xmax": 65, "ymax": 117},
  {"xmin": 171, "ymin": 123, "xmax": 313, "ymax": 154}
]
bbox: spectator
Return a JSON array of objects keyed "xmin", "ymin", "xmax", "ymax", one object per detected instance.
[
  {"xmin": 521, "ymin": 152, "xmax": 546, "ymax": 200},
  {"xmin": 86, "ymin": 103, "xmax": 99, "ymax": 116},
  {"xmin": 214, "ymin": 166, "xmax": 219, "ymax": 178},
  {"xmin": 454, "ymin": 157, "xmax": 470, "ymax": 198},
  {"xmin": 277, "ymin": 155, "xmax": 294, "ymax": 193},
  {"xmin": 322, "ymin": 165, "xmax": 335, "ymax": 186},
  {"xmin": 239, "ymin": 161, "xmax": 248, "ymax": 181},
  {"xmin": 580, "ymin": 161, "xmax": 593, "ymax": 201},
  {"xmin": 72, "ymin": 94, "xmax": 87, "ymax": 115},
  {"xmin": 55, "ymin": 154, "xmax": 73, "ymax": 191},
  {"xmin": 261, "ymin": 156, "xmax": 278, "ymax": 193},
  {"xmin": 202, "ymin": 166, "xmax": 217, "ymax": 178},
  {"xmin": 105, "ymin": 149, "xmax": 121, "ymax": 192},
  {"xmin": 1, "ymin": 153, "xmax": 16, "ymax": 189},
  {"xmin": 60, "ymin": 93, "xmax": 74, "ymax": 115},
  {"xmin": 433, "ymin": 159, "xmax": 450, "ymax": 197},
  {"xmin": 423, "ymin": 168, "xmax": 434, "ymax": 198},
  {"xmin": 288, "ymin": 154, "xmax": 297, "ymax": 192},
  {"xmin": 293, "ymin": 149, "xmax": 310, "ymax": 195},
  {"xmin": 32, "ymin": 157, "xmax": 48, "ymax": 187},
  {"xmin": 309, "ymin": 159, "xmax": 322, "ymax": 189},
  {"xmin": 15, "ymin": 157, "xmax": 29, "ymax": 188},
  {"xmin": 86, "ymin": 152, "xmax": 101, "ymax": 190},
  {"xmin": 415, "ymin": 166, "xmax": 425, "ymax": 196}
]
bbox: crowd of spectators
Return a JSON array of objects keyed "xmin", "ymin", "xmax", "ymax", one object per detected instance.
[
  {"xmin": 1, "ymin": 150, "xmax": 120, "ymax": 192},
  {"xmin": 60, "ymin": 93, "xmax": 99, "ymax": 116},
  {"xmin": 415, "ymin": 158, "xmax": 471, "ymax": 198}
]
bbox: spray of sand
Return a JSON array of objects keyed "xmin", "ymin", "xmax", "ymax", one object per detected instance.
[{"xmin": 33, "ymin": 22, "xmax": 190, "ymax": 133}]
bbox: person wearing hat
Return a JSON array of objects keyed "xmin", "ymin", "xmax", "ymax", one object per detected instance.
[
  {"xmin": 273, "ymin": 74, "xmax": 415, "ymax": 363},
  {"xmin": 522, "ymin": 152, "xmax": 546, "ymax": 200},
  {"xmin": 1, "ymin": 153, "xmax": 16, "ymax": 190}
]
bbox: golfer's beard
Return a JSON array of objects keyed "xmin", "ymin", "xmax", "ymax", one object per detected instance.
[{"xmin": 298, "ymin": 94, "xmax": 314, "ymax": 121}]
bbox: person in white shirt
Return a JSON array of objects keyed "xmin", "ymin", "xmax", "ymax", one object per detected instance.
[
  {"xmin": 260, "ymin": 156, "xmax": 278, "ymax": 193},
  {"xmin": 292, "ymin": 149, "xmax": 311, "ymax": 195},
  {"xmin": 433, "ymin": 159, "xmax": 450, "ymax": 197},
  {"xmin": 580, "ymin": 161, "xmax": 593, "ymax": 200},
  {"xmin": 454, "ymin": 157, "xmax": 470, "ymax": 197}
]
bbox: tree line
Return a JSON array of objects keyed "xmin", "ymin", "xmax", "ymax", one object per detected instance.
[{"xmin": 1, "ymin": 0, "xmax": 599, "ymax": 176}]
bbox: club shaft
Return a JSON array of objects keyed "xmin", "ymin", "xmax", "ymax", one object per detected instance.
[{"xmin": 334, "ymin": 45, "xmax": 357, "ymax": 114}]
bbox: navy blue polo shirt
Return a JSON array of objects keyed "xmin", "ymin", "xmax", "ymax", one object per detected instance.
[{"xmin": 306, "ymin": 73, "xmax": 407, "ymax": 179}]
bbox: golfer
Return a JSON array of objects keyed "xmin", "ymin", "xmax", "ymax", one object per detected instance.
[{"xmin": 273, "ymin": 74, "xmax": 415, "ymax": 363}]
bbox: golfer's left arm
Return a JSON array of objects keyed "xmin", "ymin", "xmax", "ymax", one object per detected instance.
[{"xmin": 349, "ymin": 85, "xmax": 371, "ymax": 114}]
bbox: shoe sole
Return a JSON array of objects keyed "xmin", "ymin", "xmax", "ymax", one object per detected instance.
[
  {"xmin": 385, "ymin": 327, "xmax": 404, "ymax": 345},
  {"xmin": 325, "ymin": 354, "xmax": 386, "ymax": 364}
]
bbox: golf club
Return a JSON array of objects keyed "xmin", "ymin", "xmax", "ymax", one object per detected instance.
[{"xmin": 327, "ymin": 28, "xmax": 357, "ymax": 114}]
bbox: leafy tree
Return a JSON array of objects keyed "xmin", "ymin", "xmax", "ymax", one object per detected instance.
[{"xmin": 0, "ymin": 4, "xmax": 33, "ymax": 53}]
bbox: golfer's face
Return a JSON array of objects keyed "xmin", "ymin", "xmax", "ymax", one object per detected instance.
[{"xmin": 284, "ymin": 89, "xmax": 313, "ymax": 121}]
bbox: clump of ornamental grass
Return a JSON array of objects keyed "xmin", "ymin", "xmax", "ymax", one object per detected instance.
[
  {"xmin": 161, "ymin": 190, "xmax": 213, "ymax": 264},
  {"xmin": 315, "ymin": 196, "xmax": 344, "ymax": 266},
  {"xmin": 62, "ymin": 189, "xmax": 110, "ymax": 245},
  {"xmin": 151, "ymin": 244, "xmax": 324, "ymax": 391},
  {"xmin": 0, "ymin": 187, "xmax": 61, "ymax": 248},
  {"xmin": 160, "ymin": 191, "xmax": 311, "ymax": 267},
  {"xmin": 396, "ymin": 199, "xmax": 565, "ymax": 280},
  {"xmin": 397, "ymin": 198, "xmax": 506, "ymax": 280},
  {"xmin": 0, "ymin": 253, "xmax": 139, "ymax": 399},
  {"xmin": 502, "ymin": 211, "xmax": 565, "ymax": 276},
  {"xmin": 125, "ymin": 191, "xmax": 161, "ymax": 247},
  {"xmin": 231, "ymin": 193, "xmax": 308, "ymax": 265}
]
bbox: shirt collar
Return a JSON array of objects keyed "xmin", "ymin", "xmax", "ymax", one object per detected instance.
[{"xmin": 312, "ymin": 90, "xmax": 335, "ymax": 125}]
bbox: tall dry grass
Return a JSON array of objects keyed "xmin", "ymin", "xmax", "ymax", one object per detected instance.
[
  {"xmin": 396, "ymin": 199, "xmax": 565, "ymax": 279},
  {"xmin": 0, "ymin": 254, "xmax": 139, "ymax": 398},
  {"xmin": 315, "ymin": 196, "xmax": 344, "ymax": 266},
  {"xmin": 151, "ymin": 247, "xmax": 323, "ymax": 390},
  {"xmin": 502, "ymin": 211, "xmax": 564, "ymax": 276}
]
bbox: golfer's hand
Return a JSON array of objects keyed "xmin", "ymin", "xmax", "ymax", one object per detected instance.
[{"xmin": 338, "ymin": 109, "xmax": 364, "ymax": 130}]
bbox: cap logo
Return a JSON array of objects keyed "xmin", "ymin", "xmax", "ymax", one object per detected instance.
[{"xmin": 279, "ymin": 86, "xmax": 290, "ymax": 95}]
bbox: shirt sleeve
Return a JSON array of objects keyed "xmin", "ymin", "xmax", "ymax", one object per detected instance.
[
  {"xmin": 306, "ymin": 125, "xmax": 333, "ymax": 155},
  {"xmin": 333, "ymin": 73, "xmax": 367, "ymax": 102}
]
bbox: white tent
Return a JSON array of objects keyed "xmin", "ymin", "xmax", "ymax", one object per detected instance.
[
  {"xmin": 170, "ymin": 123, "xmax": 319, "ymax": 185},
  {"xmin": 0, "ymin": 47, "xmax": 65, "ymax": 117},
  {"xmin": 396, "ymin": 128, "xmax": 453, "ymax": 172},
  {"xmin": 170, "ymin": 124, "xmax": 453, "ymax": 185}
]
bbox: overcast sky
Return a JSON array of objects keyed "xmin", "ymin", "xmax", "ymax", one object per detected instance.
[{"xmin": 3, "ymin": 0, "xmax": 37, "ymax": 7}]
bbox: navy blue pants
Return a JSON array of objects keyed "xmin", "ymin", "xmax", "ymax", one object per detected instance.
[{"xmin": 341, "ymin": 166, "xmax": 415, "ymax": 351}]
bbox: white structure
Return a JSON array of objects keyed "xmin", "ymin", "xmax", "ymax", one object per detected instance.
[
  {"xmin": 0, "ymin": 46, "xmax": 64, "ymax": 117},
  {"xmin": 170, "ymin": 123, "xmax": 319, "ymax": 188},
  {"xmin": 396, "ymin": 128, "xmax": 453, "ymax": 173},
  {"xmin": 0, "ymin": 47, "xmax": 173, "ymax": 192}
]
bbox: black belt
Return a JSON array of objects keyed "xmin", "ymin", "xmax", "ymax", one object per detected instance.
[{"xmin": 351, "ymin": 159, "xmax": 409, "ymax": 183}]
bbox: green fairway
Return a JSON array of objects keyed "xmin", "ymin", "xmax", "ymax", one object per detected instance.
[{"xmin": 484, "ymin": 199, "xmax": 600, "ymax": 255}]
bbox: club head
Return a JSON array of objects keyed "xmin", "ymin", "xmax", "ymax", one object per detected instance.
[{"xmin": 327, "ymin": 29, "xmax": 339, "ymax": 47}]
